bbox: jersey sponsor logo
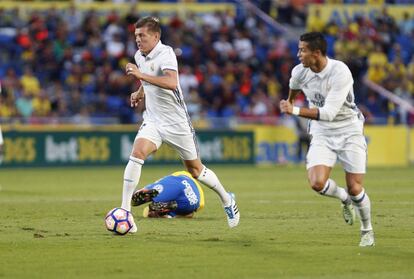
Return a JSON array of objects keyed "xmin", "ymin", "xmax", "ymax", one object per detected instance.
[
  {"xmin": 181, "ymin": 180, "xmax": 198, "ymax": 205},
  {"xmin": 311, "ymin": 93, "xmax": 325, "ymax": 107}
]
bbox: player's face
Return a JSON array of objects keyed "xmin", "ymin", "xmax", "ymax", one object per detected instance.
[
  {"xmin": 297, "ymin": 41, "xmax": 318, "ymax": 68},
  {"xmin": 135, "ymin": 27, "xmax": 159, "ymax": 55}
]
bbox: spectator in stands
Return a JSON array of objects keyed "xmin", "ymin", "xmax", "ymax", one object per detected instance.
[
  {"xmin": 15, "ymin": 91, "xmax": 34, "ymax": 119},
  {"xmin": 367, "ymin": 63, "xmax": 386, "ymax": 84},
  {"xmin": 307, "ymin": 7, "xmax": 325, "ymax": 32},
  {"xmin": 32, "ymin": 90, "xmax": 51, "ymax": 117},
  {"xmin": 20, "ymin": 66, "xmax": 41, "ymax": 97},
  {"xmin": 368, "ymin": 44, "xmax": 388, "ymax": 67}
]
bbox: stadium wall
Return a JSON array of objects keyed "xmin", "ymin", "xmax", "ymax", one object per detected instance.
[
  {"xmin": 237, "ymin": 125, "xmax": 410, "ymax": 167},
  {"xmin": 1, "ymin": 125, "xmax": 411, "ymax": 168},
  {"xmin": 0, "ymin": 125, "xmax": 254, "ymax": 167},
  {"xmin": 409, "ymin": 129, "xmax": 414, "ymax": 164}
]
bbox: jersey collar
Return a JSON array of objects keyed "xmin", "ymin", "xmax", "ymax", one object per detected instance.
[
  {"xmin": 145, "ymin": 40, "xmax": 163, "ymax": 59},
  {"xmin": 315, "ymin": 57, "xmax": 331, "ymax": 79}
]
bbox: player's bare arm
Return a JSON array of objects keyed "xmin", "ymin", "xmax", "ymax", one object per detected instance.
[
  {"xmin": 126, "ymin": 62, "xmax": 178, "ymax": 90},
  {"xmin": 130, "ymin": 85, "xmax": 144, "ymax": 108},
  {"xmin": 280, "ymin": 100, "xmax": 320, "ymax": 120},
  {"xmin": 280, "ymin": 89, "xmax": 320, "ymax": 120},
  {"xmin": 287, "ymin": 89, "xmax": 301, "ymax": 103}
]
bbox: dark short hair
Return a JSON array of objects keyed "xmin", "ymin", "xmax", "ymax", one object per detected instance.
[
  {"xmin": 135, "ymin": 16, "xmax": 161, "ymax": 35},
  {"xmin": 299, "ymin": 32, "xmax": 327, "ymax": 56}
]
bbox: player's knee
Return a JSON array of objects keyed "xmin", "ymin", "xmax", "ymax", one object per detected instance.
[
  {"xmin": 131, "ymin": 150, "xmax": 147, "ymax": 160},
  {"xmin": 187, "ymin": 167, "xmax": 201, "ymax": 178},
  {"xmin": 347, "ymin": 183, "xmax": 363, "ymax": 196},
  {"xmin": 185, "ymin": 164, "xmax": 204, "ymax": 178},
  {"xmin": 309, "ymin": 177, "xmax": 326, "ymax": 192}
]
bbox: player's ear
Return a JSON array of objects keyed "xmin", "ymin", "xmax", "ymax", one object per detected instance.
[{"xmin": 315, "ymin": 49, "xmax": 323, "ymax": 57}]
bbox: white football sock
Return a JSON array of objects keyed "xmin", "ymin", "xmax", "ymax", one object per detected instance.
[
  {"xmin": 121, "ymin": 156, "xmax": 144, "ymax": 212},
  {"xmin": 318, "ymin": 178, "xmax": 349, "ymax": 203},
  {"xmin": 196, "ymin": 165, "xmax": 231, "ymax": 207},
  {"xmin": 351, "ymin": 189, "xmax": 373, "ymax": 231}
]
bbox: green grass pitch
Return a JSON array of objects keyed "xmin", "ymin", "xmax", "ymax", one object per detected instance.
[{"xmin": 1, "ymin": 165, "xmax": 413, "ymax": 278}]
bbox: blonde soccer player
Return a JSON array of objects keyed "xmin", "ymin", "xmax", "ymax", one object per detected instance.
[{"xmin": 119, "ymin": 16, "xmax": 239, "ymax": 233}]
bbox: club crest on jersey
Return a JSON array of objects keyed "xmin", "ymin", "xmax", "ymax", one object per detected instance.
[
  {"xmin": 150, "ymin": 63, "xmax": 155, "ymax": 71},
  {"xmin": 311, "ymin": 93, "xmax": 325, "ymax": 107}
]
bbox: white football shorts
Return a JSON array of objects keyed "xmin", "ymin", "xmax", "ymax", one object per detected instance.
[
  {"xmin": 135, "ymin": 121, "xmax": 199, "ymax": 161},
  {"xmin": 306, "ymin": 133, "xmax": 367, "ymax": 173}
]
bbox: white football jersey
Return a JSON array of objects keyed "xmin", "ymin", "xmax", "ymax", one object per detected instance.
[
  {"xmin": 289, "ymin": 58, "xmax": 364, "ymax": 135},
  {"xmin": 134, "ymin": 41, "xmax": 189, "ymax": 126}
]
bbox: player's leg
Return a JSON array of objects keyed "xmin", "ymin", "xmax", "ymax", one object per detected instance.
[
  {"xmin": 162, "ymin": 122, "xmax": 239, "ymax": 227},
  {"xmin": 341, "ymin": 134, "xmax": 374, "ymax": 246},
  {"xmin": 307, "ymin": 138, "xmax": 354, "ymax": 224},
  {"xmin": 122, "ymin": 138, "xmax": 157, "ymax": 211},
  {"xmin": 121, "ymin": 122, "xmax": 161, "ymax": 233},
  {"xmin": 141, "ymin": 180, "xmax": 181, "ymax": 218},
  {"xmin": 184, "ymin": 159, "xmax": 240, "ymax": 228},
  {"xmin": 122, "ymin": 138, "xmax": 157, "ymax": 233},
  {"xmin": 162, "ymin": 122, "xmax": 231, "ymax": 205},
  {"xmin": 307, "ymin": 165, "xmax": 354, "ymax": 224},
  {"xmin": 184, "ymin": 159, "xmax": 229, "ymax": 205},
  {"xmin": 346, "ymin": 172, "xmax": 374, "ymax": 246},
  {"xmin": 306, "ymin": 142, "xmax": 350, "ymax": 202},
  {"xmin": 131, "ymin": 188, "xmax": 159, "ymax": 206}
]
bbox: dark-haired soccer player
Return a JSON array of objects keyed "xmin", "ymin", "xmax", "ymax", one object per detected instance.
[{"xmin": 280, "ymin": 32, "xmax": 374, "ymax": 247}]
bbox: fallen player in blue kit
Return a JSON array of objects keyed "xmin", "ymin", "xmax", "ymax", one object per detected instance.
[{"xmin": 131, "ymin": 171, "xmax": 205, "ymax": 218}]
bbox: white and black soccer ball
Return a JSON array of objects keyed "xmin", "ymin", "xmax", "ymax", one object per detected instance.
[{"xmin": 105, "ymin": 207, "xmax": 134, "ymax": 235}]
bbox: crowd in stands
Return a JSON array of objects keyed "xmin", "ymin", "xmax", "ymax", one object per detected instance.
[
  {"xmin": 0, "ymin": 4, "xmax": 294, "ymax": 126},
  {"xmin": 0, "ymin": 1, "xmax": 413, "ymax": 126}
]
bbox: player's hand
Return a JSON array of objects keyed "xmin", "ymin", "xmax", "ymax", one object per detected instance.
[
  {"xmin": 130, "ymin": 90, "xmax": 144, "ymax": 107},
  {"xmin": 280, "ymin": 99, "xmax": 293, "ymax": 114},
  {"xmin": 126, "ymin": 63, "xmax": 142, "ymax": 79}
]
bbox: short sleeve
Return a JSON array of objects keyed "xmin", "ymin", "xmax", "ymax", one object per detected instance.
[
  {"xmin": 159, "ymin": 48, "xmax": 178, "ymax": 72},
  {"xmin": 289, "ymin": 64, "xmax": 303, "ymax": 90},
  {"xmin": 134, "ymin": 51, "xmax": 142, "ymax": 66}
]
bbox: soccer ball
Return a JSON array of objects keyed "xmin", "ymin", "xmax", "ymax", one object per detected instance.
[{"xmin": 105, "ymin": 207, "xmax": 134, "ymax": 235}]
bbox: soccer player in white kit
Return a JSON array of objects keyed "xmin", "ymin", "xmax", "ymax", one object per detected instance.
[
  {"xmin": 120, "ymin": 16, "xmax": 240, "ymax": 233},
  {"xmin": 280, "ymin": 32, "xmax": 374, "ymax": 247}
]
